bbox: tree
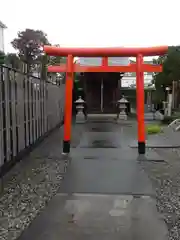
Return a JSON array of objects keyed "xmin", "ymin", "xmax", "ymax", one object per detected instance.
[
  {"xmin": 11, "ymin": 29, "xmax": 50, "ymax": 71},
  {"xmin": 49, "ymin": 55, "xmax": 62, "ymax": 65},
  {"xmin": 163, "ymin": 46, "xmax": 180, "ymax": 82},
  {"xmin": 154, "ymin": 46, "xmax": 180, "ymax": 85},
  {"xmin": 5, "ymin": 53, "xmax": 21, "ymax": 69},
  {"xmin": 40, "ymin": 54, "xmax": 48, "ymax": 80},
  {"xmin": 48, "ymin": 44, "xmax": 66, "ymax": 66},
  {"xmin": 152, "ymin": 46, "xmax": 180, "ymax": 103}
]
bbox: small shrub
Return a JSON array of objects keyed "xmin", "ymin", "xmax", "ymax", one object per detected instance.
[{"xmin": 146, "ymin": 124, "xmax": 162, "ymax": 135}]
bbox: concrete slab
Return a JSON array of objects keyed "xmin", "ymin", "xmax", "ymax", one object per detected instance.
[
  {"xmin": 59, "ymin": 153, "xmax": 154, "ymax": 196},
  {"xmin": 18, "ymin": 194, "xmax": 168, "ymax": 240},
  {"xmin": 137, "ymin": 150, "xmax": 164, "ymax": 162},
  {"xmin": 86, "ymin": 123, "xmax": 117, "ymax": 132},
  {"xmin": 70, "ymin": 148, "xmax": 164, "ymax": 162},
  {"xmin": 71, "ymin": 148, "xmax": 136, "ymax": 160},
  {"xmin": 78, "ymin": 132, "xmax": 121, "ymax": 148}
]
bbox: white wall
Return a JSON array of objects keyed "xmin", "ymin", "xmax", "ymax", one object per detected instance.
[
  {"xmin": 122, "ymin": 74, "xmax": 153, "ymax": 87},
  {"xmin": 0, "ymin": 27, "xmax": 4, "ymax": 52}
]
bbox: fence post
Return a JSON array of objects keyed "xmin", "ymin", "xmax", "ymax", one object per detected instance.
[
  {"xmin": 4, "ymin": 67, "xmax": 11, "ymax": 161},
  {"xmin": 0, "ymin": 66, "xmax": 4, "ymax": 167},
  {"xmin": 10, "ymin": 70, "xmax": 18, "ymax": 157},
  {"xmin": 16, "ymin": 65, "xmax": 25, "ymax": 151}
]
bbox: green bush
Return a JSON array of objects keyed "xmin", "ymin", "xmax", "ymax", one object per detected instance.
[{"xmin": 146, "ymin": 124, "xmax": 162, "ymax": 134}]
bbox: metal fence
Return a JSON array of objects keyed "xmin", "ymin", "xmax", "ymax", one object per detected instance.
[{"xmin": 0, "ymin": 65, "xmax": 65, "ymax": 169}]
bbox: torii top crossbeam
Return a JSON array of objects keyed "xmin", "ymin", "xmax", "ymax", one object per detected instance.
[{"xmin": 43, "ymin": 45, "xmax": 168, "ymax": 57}]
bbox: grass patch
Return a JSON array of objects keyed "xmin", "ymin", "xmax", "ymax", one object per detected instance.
[{"xmin": 146, "ymin": 124, "xmax": 162, "ymax": 135}]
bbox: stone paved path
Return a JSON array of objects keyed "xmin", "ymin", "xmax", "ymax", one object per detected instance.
[{"xmin": 17, "ymin": 117, "xmax": 168, "ymax": 240}]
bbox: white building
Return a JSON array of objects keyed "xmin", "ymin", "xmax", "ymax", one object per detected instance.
[
  {"xmin": 122, "ymin": 72, "xmax": 154, "ymax": 88},
  {"xmin": 122, "ymin": 60, "xmax": 154, "ymax": 88},
  {"xmin": 0, "ymin": 20, "xmax": 7, "ymax": 52}
]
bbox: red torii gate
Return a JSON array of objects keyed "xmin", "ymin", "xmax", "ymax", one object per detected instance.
[{"xmin": 43, "ymin": 45, "xmax": 168, "ymax": 155}]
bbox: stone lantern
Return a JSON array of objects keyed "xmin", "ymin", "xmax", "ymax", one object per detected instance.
[
  {"xmin": 116, "ymin": 96, "xmax": 128, "ymax": 122},
  {"xmin": 74, "ymin": 96, "xmax": 86, "ymax": 123}
]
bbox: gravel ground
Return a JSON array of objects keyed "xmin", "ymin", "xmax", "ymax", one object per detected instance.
[
  {"xmin": 141, "ymin": 148, "xmax": 180, "ymax": 240},
  {"xmin": 0, "ymin": 124, "xmax": 83, "ymax": 240}
]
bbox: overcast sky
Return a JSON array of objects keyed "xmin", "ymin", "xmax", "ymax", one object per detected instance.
[{"xmin": 1, "ymin": 0, "xmax": 179, "ymax": 54}]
